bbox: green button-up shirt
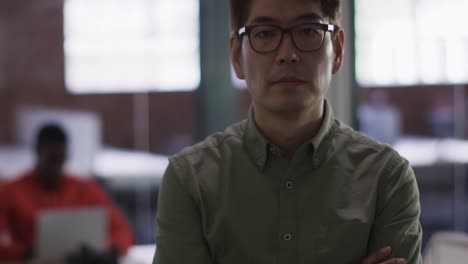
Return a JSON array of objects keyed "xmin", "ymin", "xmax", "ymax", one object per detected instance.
[{"xmin": 154, "ymin": 103, "xmax": 422, "ymax": 264}]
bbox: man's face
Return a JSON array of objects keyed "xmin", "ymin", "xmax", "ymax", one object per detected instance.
[
  {"xmin": 231, "ymin": 0, "xmax": 344, "ymax": 115},
  {"xmin": 36, "ymin": 142, "xmax": 66, "ymax": 188}
]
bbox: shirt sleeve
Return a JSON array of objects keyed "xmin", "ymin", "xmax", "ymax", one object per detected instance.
[
  {"xmin": 368, "ymin": 155, "xmax": 423, "ymax": 264},
  {"xmin": 85, "ymin": 180, "xmax": 134, "ymax": 256},
  {"xmin": 154, "ymin": 160, "xmax": 213, "ymax": 264},
  {"xmin": 0, "ymin": 184, "xmax": 28, "ymax": 260}
]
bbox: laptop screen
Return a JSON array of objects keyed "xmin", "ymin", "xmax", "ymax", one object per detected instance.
[{"xmin": 35, "ymin": 207, "xmax": 107, "ymax": 261}]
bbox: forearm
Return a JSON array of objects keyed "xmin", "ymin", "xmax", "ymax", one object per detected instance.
[
  {"xmin": 108, "ymin": 208, "xmax": 134, "ymax": 255},
  {"xmin": 368, "ymin": 220, "xmax": 422, "ymax": 263},
  {"xmin": 369, "ymin": 158, "xmax": 422, "ymax": 263}
]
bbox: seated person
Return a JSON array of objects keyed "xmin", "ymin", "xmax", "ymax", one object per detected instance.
[{"xmin": 0, "ymin": 123, "xmax": 134, "ymax": 260}]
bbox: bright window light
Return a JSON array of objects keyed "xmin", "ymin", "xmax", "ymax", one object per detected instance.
[
  {"xmin": 355, "ymin": 0, "xmax": 468, "ymax": 87},
  {"xmin": 64, "ymin": 0, "xmax": 200, "ymax": 93}
]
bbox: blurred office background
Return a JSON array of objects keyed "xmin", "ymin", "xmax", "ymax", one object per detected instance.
[{"xmin": 0, "ymin": 0, "xmax": 468, "ymax": 261}]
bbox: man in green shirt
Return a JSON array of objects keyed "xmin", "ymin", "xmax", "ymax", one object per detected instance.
[{"xmin": 154, "ymin": 0, "xmax": 422, "ymax": 263}]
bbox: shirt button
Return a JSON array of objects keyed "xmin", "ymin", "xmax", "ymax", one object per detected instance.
[
  {"xmin": 312, "ymin": 158, "xmax": 320, "ymax": 167},
  {"xmin": 270, "ymin": 146, "xmax": 280, "ymax": 156},
  {"xmin": 284, "ymin": 233, "xmax": 292, "ymax": 241},
  {"xmin": 285, "ymin": 181, "xmax": 294, "ymax": 190}
]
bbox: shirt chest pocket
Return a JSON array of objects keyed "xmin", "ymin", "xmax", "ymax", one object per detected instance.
[
  {"xmin": 319, "ymin": 209, "xmax": 371, "ymax": 264},
  {"xmin": 299, "ymin": 222, "xmax": 369, "ymax": 264}
]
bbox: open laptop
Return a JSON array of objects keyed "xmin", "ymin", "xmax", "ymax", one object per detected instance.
[{"xmin": 35, "ymin": 207, "xmax": 107, "ymax": 261}]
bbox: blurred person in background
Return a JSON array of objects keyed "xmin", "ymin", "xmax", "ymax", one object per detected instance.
[
  {"xmin": 0, "ymin": 123, "xmax": 134, "ymax": 261},
  {"xmin": 154, "ymin": 0, "xmax": 422, "ymax": 263}
]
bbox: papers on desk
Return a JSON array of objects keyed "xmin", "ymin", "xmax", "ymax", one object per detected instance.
[{"xmin": 121, "ymin": 244, "xmax": 156, "ymax": 264}]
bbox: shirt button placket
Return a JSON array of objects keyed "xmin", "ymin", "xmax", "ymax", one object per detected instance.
[{"xmin": 278, "ymin": 168, "xmax": 297, "ymax": 264}]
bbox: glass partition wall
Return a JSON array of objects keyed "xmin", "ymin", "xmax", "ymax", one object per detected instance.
[{"xmin": 355, "ymin": 0, "xmax": 468, "ymax": 250}]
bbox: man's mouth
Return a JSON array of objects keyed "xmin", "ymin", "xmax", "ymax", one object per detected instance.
[{"xmin": 271, "ymin": 77, "xmax": 307, "ymax": 86}]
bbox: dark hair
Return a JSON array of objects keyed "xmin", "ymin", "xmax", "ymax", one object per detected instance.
[
  {"xmin": 230, "ymin": 0, "xmax": 342, "ymax": 33},
  {"xmin": 35, "ymin": 123, "xmax": 67, "ymax": 151}
]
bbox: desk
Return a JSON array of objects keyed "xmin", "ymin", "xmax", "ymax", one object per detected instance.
[{"xmin": 121, "ymin": 244, "xmax": 156, "ymax": 264}]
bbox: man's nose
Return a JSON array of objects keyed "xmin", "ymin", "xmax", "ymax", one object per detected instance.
[{"xmin": 276, "ymin": 33, "xmax": 300, "ymax": 64}]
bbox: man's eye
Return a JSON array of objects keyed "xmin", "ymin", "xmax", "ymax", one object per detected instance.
[
  {"xmin": 301, "ymin": 27, "xmax": 320, "ymax": 36},
  {"xmin": 255, "ymin": 30, "xmax": 277, "ymax": 38}
]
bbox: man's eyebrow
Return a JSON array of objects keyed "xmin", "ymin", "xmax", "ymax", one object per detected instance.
[
  {"xmin": 294, "ymin": 13, "xmax": 325, "ymax": 22},
  {"xmin": 249, "ymin": 16, "xmax": 280, "ymax": 25},
  {"xmin": 248, "ymin": 13, "xmax": 325, "ymax": 25}
]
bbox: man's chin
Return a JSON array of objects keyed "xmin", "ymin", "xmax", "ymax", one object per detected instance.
[
  {"xmin": 267, "ymin": 102, "xmax": 311, "ymax": 116},
  {"xmin": 264, "ymin": 95, "xmax": 322, "ymax": 115}
]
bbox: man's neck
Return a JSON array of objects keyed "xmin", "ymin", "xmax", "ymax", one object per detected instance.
[
  {"xmin": 253, "ymin": 101, "xmax": 325, "ymax": 162},
  {"xmin": 36, "ymin": 169, "xmax": 62, "ymax": 192}
]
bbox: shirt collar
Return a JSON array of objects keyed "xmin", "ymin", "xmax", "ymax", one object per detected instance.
[
  {"xmin": 243, "ymin": 101, "xmax": 335, "ymax": 170},
  {"xmin": 244, "ymin": 107, "xmax": 270, "ymax": 170},
  {"xmin": 311, "ymin": 100, "xmax": 335, "ymax": 151},
  {"xmin": 30, "ymin": 169, "xmax": 66, "ymax": 192}
]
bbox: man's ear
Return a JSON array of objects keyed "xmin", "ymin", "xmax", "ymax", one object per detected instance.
[
  {"xmin": 332, "ymin": 27, "xmax": 345, "ymax": 75},
  {"xmin": 230, "ymin": 33, "xmax": 245, "ymax": 80}
]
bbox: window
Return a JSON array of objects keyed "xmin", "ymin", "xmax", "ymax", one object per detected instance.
[
  {"xmin": 64, "ymin": 0, "xmax": 200, "ymax": 93},
  {"xmin": 355, "ymin": 0, "xmax": 468, "ymax": 87}
]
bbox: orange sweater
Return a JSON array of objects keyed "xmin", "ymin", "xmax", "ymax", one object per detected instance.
[{"xmin": 0, "ymin": 170, "xmax": 134, "ymax": 260}]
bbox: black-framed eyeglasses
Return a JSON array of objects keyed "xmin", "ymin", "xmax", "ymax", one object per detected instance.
[{"xmin": 238, "ymin": 23, "xmax": 335, "ymax": 53}]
